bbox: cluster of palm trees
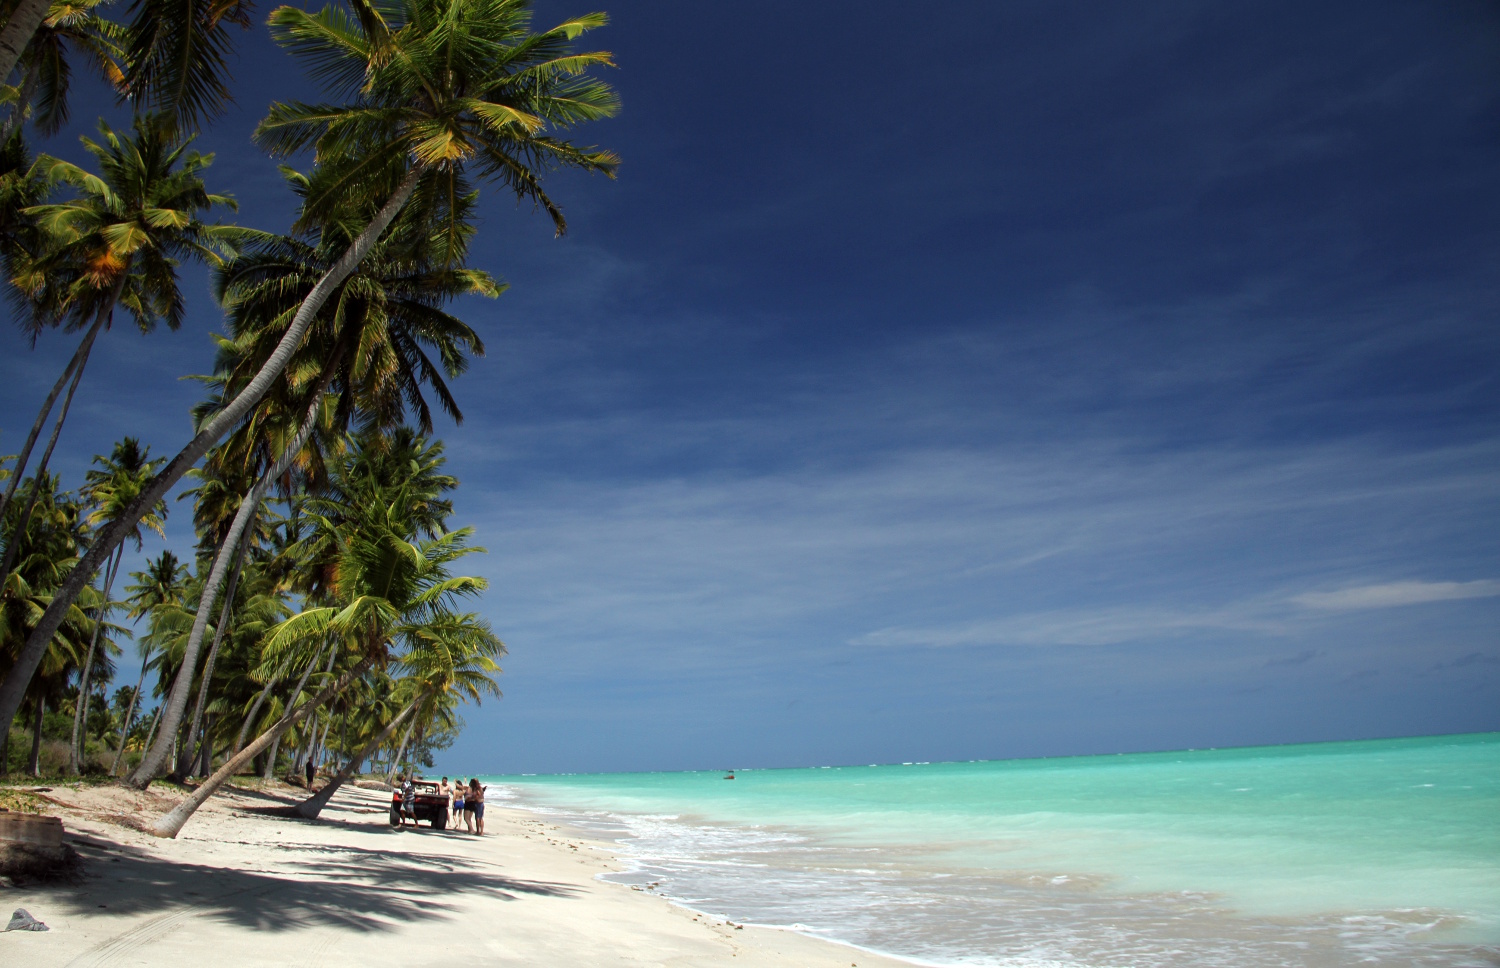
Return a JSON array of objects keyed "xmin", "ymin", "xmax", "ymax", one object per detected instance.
[{"xmin": 0, "ymin": 0, "xmax": 616, "ymax": 836}]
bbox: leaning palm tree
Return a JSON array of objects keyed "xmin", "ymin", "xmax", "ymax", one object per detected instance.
[
  {"xmin": 0, "ymin": 113, "xmax": 237, "ymax": 583},
  {"xmin": 129, "ymin": 189, "xmax": 492, "ymax": 786},
  {"xmin": 297, "ymin": 609, "xmax": 501, "ymax": 818},
  {"xmin": 151, "ymin": 438, "xmax": 487, "ymax": 836},
  {"xmin": 0, "ymin": 0, "xmax": 617, "ymax": 735},
  {"xmin": 66, "ymin": 437, "xmax": 166, "ymax": 773}
]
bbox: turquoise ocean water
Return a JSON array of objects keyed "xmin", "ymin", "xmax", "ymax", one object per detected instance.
[{"xmin": 487, "ymin": 733, "xmax": 1500, "ymax": 968}]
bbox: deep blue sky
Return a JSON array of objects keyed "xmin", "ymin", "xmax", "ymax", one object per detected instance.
[{"xmin": 3, "ymin": 1, "xmax": 1497, "ymax": 774}]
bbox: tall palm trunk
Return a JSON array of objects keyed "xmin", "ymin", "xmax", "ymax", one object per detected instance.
[
  {"xmin": 1, "ymin": 167, "xmax": 425, "ymax": 737},
  {"xmin": 0, "ymin": 327, "xmax": 93, "ymax": 580},
  {"xmin": 261, "ymin": 729, "xmax": 283, "ymax": 780},
  {"xmin": 191, "ymin": 715, "xmax": 215, "ymax": 776},
  {"xmin": 313, "ymin": 718, "xmax": 331, "ymax": 770},
  {"xmin": 109, "ymin": 654, "xmax": 151, "ymax": 775},
  {"xmin": 0, "ymin": 305, "xmax": 100, "ymax": 525},
  {"xmin": 152, "ymin": 654, "xmax": 375, "ymax": 838},
  {"xmin": 177, "ymin": 536, "xmax": 252, "ymax": 776},
  {"xmin": 26, "ymin": 696, "xmax": 43, "ymax": 776},
  {"xmin": 234, "ymin": 672, "xmax": 279, "ymax": 756},
  {"xmin": 261, "ymin": 642, "xmax": 327, "ymax": 780},
  {"xmin": 130, "ymin": 389, "xmax": 329, "ymax": 788},
  {"xmin": 385, "ymin": 715, "xmax": 418, "ymax": 785},
  {"xmin": 0, "ymin": 0, "xmax": 54, "ymax": 84},
  {"xmin": 69, "ymin": 546, "xmax": 122, "ymax": 774},
  {"xmin": 297, "ymin": 698, "xmax": 418, "ymax": 820}
]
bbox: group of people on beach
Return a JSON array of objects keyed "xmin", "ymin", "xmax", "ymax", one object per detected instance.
[
  {"xmin": 393, "ymin": 768, "xmax": 492, "ymax": 828},
  {"xmin": 445, "ymin": 777, "xmax": 485, "ymax": 834},
  {"xmin": 394, "ymin": 774, "xmax": 486, "ymax": 833}
]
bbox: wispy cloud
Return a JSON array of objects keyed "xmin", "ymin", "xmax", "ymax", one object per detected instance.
[
  {"xmin": 1292, "ymin": 579, "xmax": 1500, "ymax": 611},
  {"xmin": 853, "ymin": 605, "xmax": 1286, "ymax": 649}
]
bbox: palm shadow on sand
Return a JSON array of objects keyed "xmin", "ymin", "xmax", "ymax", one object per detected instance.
[{"xmin": 43, "ymin": 821, "xmax": 578, "ymax": 935}]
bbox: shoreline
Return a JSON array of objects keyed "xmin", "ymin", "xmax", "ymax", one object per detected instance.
[{"xmin": 1, "ymin": 779, "xmax": 915, "ymax": 968}]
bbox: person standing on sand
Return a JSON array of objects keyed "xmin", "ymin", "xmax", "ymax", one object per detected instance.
[
  {"xmin": 400, "ymin": 774, "xmax": 416, "ymax": 826},
  {"xmin": 438, "ymin": 777, "xmax": 452, "ymax": 828},
  {"xmin": 452, "ymin": 779, "xmax": 466, "ymax": 832},
  {"xmin": 468, "ymin": 777, "xmax": 486, "ymax": 835},
  {"xmin": 305, "ymin": 757, "xmax": 316, "ymax": 788}
]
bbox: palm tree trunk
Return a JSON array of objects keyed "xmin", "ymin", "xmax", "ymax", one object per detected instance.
[
  {"xmin": 26, "ymin": 696, "xmax": 43, "ymax": 776},
  {"xmin": 261, "ymin": 730, "xmax": 282, "ymax": 780},
  {"xmin": 314, "ymin": 718, "xmax": 331, "ymax": 769},
  {"xmin": 0, "ymin": 166, "xmax": 425, "ymax": 737},
  {"xmin": 130, "ymin": 393, "xmax": 326, "ymax": 789},
  {"xmin": 0, "ymin": 330, "xmax": 93, "ymax": 581},
  {"xmin": 233, "ymin": 672, "xmax": 279, "ymax": 757},
  {"xmin": 293, "ymin": 713, "xmax": 314, "ymax": 776},
  {"xmin": 140, "ymin": 704, "xmax": 162, "ymax": 758},
  {"xmin": 297, "ymin": 698, "xmax": 417, "ymax": 820},
  {"xmin": 109, "ymin": 655, "xmax": 151, "ymax": 775},
  {"xmin": 0, "ymin": 0, "xmax": 54, "ymax": 84},
  {"xmin": 261, "ymin": 643, "xmax": 326, "ymax": 781},
  {"xmin": 177, "ymin": 536, "xmax": 251, "ymax": 776},
  {"xmin": 385, "ymin": 715, "xmax": 418, "ymax": 785},
  {"xmin": 152, "ymin": 654, "xmax": 376, "ymax": 838},
  {"xmin": 0, "ymin": 288, "xmax": 99, "ymax": 527},
  {"xmin": 69, "ymin": 547, "xmax": 122, "ymax": 774},
  {"xmin": 192, "ymin": 715, "xmax": 215, "ymax": 776}
]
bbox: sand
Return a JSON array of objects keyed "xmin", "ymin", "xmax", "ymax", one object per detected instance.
[{"xmin": 0, "ymin": 780, "xmax": 911, "ymax": 968}]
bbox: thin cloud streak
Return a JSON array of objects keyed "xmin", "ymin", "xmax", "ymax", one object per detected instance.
[
  {"xmin": 853, "ymin": 605, "xmax": 1290, "ymax": 649},
  {"xmin": 1294, "ymin": 580, "xmax": 1500, "ymax": 611}
]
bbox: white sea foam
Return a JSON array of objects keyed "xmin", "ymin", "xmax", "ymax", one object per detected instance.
[{"xmin": 488, "ymin": 736, "xmax": 1500, "ymax": 968}]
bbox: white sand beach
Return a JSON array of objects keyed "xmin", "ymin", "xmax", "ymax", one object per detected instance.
[{"xmin": 2, "ymin": 781, "xmax": 908, "ymax": 968}]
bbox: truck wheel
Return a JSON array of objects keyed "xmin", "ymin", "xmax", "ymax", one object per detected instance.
[
  {"xmin": 389, "ymin": 807, "xmax": 402, "ymax": 827},
  {"xmin": 435, "ymin": 811, "xmax": 447, "ymax": 831}
]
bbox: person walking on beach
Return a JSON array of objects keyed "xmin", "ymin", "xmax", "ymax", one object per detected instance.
[
  {"xmin": 452, "ymin": 779, "xmax": 466, "ymax": 832},
  {"xmin": 467, "ymin": 777, "xmax": 486, "ymax": 835},
  {"xmin": 305, "ymin": 757, "xmax": 316, "ymax": 788},
  {"xmin": 438, "ymin": 777, "xmax": 452, "ymax": 829}
]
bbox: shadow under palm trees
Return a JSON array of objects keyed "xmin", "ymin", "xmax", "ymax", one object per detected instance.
[{"xmin": 51, "ymin": 825, "xmax": 578, "ymax": 936}]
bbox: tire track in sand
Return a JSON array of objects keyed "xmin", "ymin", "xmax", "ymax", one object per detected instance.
[{"xmin": 64, "ymin": 885, "xmax": 273, "ymax": 967}]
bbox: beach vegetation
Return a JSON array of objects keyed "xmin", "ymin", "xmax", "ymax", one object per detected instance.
[
  {"xmin": 0, "ymin": 0, "xmax": 616, "ymax": 757},
  {"xmin": 0, "ymin": 0, "xmax": 610, "ymax": 833}
]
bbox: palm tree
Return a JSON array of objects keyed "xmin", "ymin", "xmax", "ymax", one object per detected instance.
[
  {"xmin": 2, "ymin": 0, "xmax": 125, "ymax": 142},
  {"xmin": 1, "ymin": 0, "xmax": 247, "ymax": 130},
  {"xmin": 0, "ymin": 113, "xmax": 237, "ymax": 583},
  {"xmin": 115, "ymin": 0, "xmax": 250, "ymax": 130},
  {"xmin": 151, "ymin": 432, "xmax": 486, "ymax": 835},
  {"xmin": 66, "ymin": 437, "xmax": 165, "ymax": 773},
  {"xmin": 188, "ymin": 552, "xmax": 291, "ymax": 774},
  {"xmin": 0, "ymin": 0, "xmax": 615, "ymax": 735},
  {"xmin": 0, "ymin": 470, "xmax": 94, "ymax": 772},
  {"xmin": 129, "ymin": 191, "xmax": 492, "ymax": 786},
  {"xmin": 297, "ymin": 611, "xmax": 501, "ymax": 818},
  {"xmin": 108, "ymin": 548, "xmax": 187, "ymax": 774}
]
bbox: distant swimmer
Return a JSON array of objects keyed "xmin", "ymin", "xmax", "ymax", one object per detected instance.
[{"xmin": 724, "ymin": 772, "xmax": 735, "ymax": 779}]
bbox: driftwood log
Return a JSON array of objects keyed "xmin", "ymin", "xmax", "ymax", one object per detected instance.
[{"xmin": 0, "ymin": 810, "xmax": 78, "ymax": 880}]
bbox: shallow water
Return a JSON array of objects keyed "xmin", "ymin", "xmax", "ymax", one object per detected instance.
[{"xmin": 486, "ymin": 733, "xmax": 1500, "ymax": 968}]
